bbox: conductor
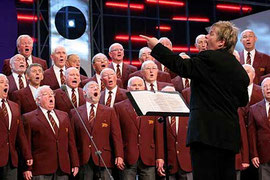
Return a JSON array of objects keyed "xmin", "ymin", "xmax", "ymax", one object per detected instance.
[{"xmin": 141, "ymin": 21, "xmax": 249, "ymax": 180}]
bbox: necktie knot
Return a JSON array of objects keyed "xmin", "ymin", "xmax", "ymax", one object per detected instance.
[
  {"xmin": 60, "ymin": 69, "xmax": 63, "ymax": 73},
  {"xmin": 18, "ymin": 74, "xmax": 22, "ymax": 78},
  {"xmin": 117, "ymin": 64, "xmax": 120, "ymax": 68},
  {"xmin": 72, "ymin": 88, "xmax": 75, "ymax": 93},
  {"xmin": 2, "ymin": 99, "xmax": 5, "ymax": 103},
  {"xmin": 91, "ymin": 104, "xmax": 95, "ymax": 108},
  {"xmin": 108, "ymin": 91, "xmax": 112, "ymax": 94}
]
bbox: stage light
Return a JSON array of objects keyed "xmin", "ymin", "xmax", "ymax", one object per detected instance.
[
  {"xmin": 216, "ymin": 4, "xmax": 252, "ymax": 13},
  {"xmin": 19, "ymin": 0, "xmax": 34, "ymax": 3},
  {"xmin": 172, "ymin": 16, "xmax": 210, "ymax": 22},
  {"xmin": 115, "ymin": 35, "xmax": 147, "ymax": 42},
  {"xmin": 105, "ymin": 2, "xmax": 144, "ymax": 10},
  {"xmin": 156, "ymin": 25, "xmax": 171, "ymax": 31},
  {"xmin": 17, "ymin": 14, "xmax": 40, "ymax": 21},
  {"xmin": 68, "ymin": 19, "xmax": 75, "ymax": 28},
  {"xmin": 146, "ymin": 0, "xmax": 184, "ymax": 7}
]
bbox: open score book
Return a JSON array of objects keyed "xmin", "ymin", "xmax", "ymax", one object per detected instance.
[{"xmin": 127, "ymin": 90, "xmax": 190, "ymax": 117}]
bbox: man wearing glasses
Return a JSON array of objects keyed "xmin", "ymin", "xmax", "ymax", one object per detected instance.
[{"xmin": 108, "ymin": 43, "xmax": 137, "ymax": 88}]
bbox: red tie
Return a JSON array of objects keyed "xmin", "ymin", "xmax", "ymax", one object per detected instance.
[
  {"xmin": 47, "ymin": 111, "xmax": 58, "ymax": 136},
  {"xmin": 106, "ymin": 91, "xmax": 113, "ymax": 107},
  {"xmin": 246, "ymin": 52, "xmax": 251, "ymax": 65},
  {"xmin": 150, "ymin": 83, "xmax": 154, "ymax": 91},
  {"xmin": 72, "ymin": 89, "xmax": 77, "ymax": 107},
  {"xmin": 1, "ymin": 99, "xmax": 9, "ymax": 127},
  {"xmin": 101, "ymin": 80, "xmax": 105, "ymax": 91},
  {"xmin": 88, "ymin": 104, "xmax": 95, "ymax": 129},
  {"xmin": 18, "ymin": 74, "xmax": 24, "ymax": 89},
  {"xmin": 116, "ymin": 64, "xmax": 121, "ymax": 79},
  {"xmin": 185, "ymin": 78, "xmax": 190, "ymax": 88},
  {"xmin": 60, "ymin": 69, "xmax": 65, "ymax": 85},
  {"xmin": 170, "ymin": 116, "xmax": 177, "ymax": 135},
  {"xmin": 164, "ymin": 66, "xmax": 169, "ymax": 73},
  {"xmin": 25, "ymin": 57, "xmax": 29, "ymax": 68}
]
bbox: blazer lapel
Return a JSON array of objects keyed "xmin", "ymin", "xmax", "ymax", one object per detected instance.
[
  {"xmin": 91, "ymin": 104, "xmax": 103, "ymax": 134},
  {"xmin": 258, "ymin": 101, "xmax": 268, "ymax": 126},
  {"xmin": 36, "ymin": 108, "xmax": 57, "ymax": 138},
  {"xmin": 79, "ymin": 105, "xmax": 92, "ymax": 134},
  {"xmin": 125, "ymin": 102, "xmax": 139, "ymax": 130},
  {"xmin": 99, "ymin": 91, "xmax": 106, "ymax": 104},
  {"xmin": 78, "ymin": 88, "xmax": 86, "ymax": 106},
  {"xmin": 8, "ymin": 101, "xmax": 17, "ymax": 131}
]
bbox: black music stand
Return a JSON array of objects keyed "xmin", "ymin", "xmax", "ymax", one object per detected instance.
[{"xmin": 127, "ymin": 90, "xmax": 190, "ymax": 180}]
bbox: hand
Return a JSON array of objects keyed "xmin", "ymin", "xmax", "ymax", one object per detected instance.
[
  {"xmin": 251, "ymin": 157, "xmax": 260, "ymax": 168},
  {"xmin": 156, "ymin": 159, "xmax": 165, "ymax": 176},
  {"xmin": 115, "ymin": 157, "xmax": 125, "ymax": 170},
  {"xmin": 23, "ymin": 171, "xmax": 32, "ymax": 180},
  {"xmin": 139, "ymin": 35, "xmax": 159, "ymax": 49},
  {"xmin": 26, "ymin": 159, "xmax": 33, "ymax": 166},
  {"xmin": 72, "ymin": 167, "xmax": 79, "ymax": 176},
  {"xmin": 242, "ymin": 163, "xmax": 250, "ymax": 169}
]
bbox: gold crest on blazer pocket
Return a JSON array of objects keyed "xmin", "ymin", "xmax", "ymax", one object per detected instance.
[
  {"xmin": 260, "ymin": 68, "xmax": 265, "ymax": 72},
  {"xmin": 17, "ymin": 119, "xmax": 20, "ymax": 124},
  {"xmin": 102, "ymin": 123, "xmax": 108, "ymax": 128},
  {"xmin": 148, "ymin": 120, "xmax": 154, "ymax": 125}
]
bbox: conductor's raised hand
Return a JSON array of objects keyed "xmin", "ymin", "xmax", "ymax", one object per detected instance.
[{"xmin": 139, "ymin": 35, "xmax": 159, "ymax": 49}]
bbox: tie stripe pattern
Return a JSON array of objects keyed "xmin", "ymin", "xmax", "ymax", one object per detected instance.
[
  {"xmin": 1, "ymin": 99, "xmax": 9, "ymax": 127},
  {"xmin": 18, "ymin": 74, "xmax": 24, "ymax": 89},
  {"xmin": 170, "ymin": 116, "xmax": 177, "ymax": 135},
  {"xmin": 246, "ymin": 52, "xmax": 251, "ymax": 65},
  {"xmin": 60, "ymin": 69, "xmax": 65, "ymax": 85},
  {"xmin": 116, "ymin": 64, "xmax": 121, "ymax": 79},
  {"xmin": 72, "ymin": 89, "xmax": 77, "ymax": 107},
  {"xmin": 47, "ymin": 111, "xmax": 58, "ymax": 136},
  {"xmin": 106, "ymin": 91, "xmax": 113, "ymax": 107}
]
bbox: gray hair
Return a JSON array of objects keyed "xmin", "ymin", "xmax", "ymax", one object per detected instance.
[
  {"xmin": 34, "ymin": 85, "xmax": 51, "ymax": 106},
  {"xmin": 10, "ymin": 54, "xmax": 25, "ymax": 68},
  {"xmin": 100, "ymin": 68, "xmax": 115, "ymax": 78},
  {"xmin": 0, "ymin": 73, "xmax": 8, "ymax": 80},
  {"xmin": 138, "ymin": 47, "xmax": 151, "ymax": 59},
  {"xmin": 141, "ymin": 60, "xmax": 157, "ymax": 70},
  {"xmin": 16, "ymin": 34, "xmax": 33, "ymax": 47},
  {"xmin": 159, "ymin": 37, "xmax": 172, "ymax": 47},
  {"xmin": 65, "ymin": 67, "xmax": 79, "ymax": 77},
  {"xmin": 195, "ymin": 34, "xmax": 206, "ymax": 45},
  {"xmin": 83, "ymin": 80, "xmax": 99, "ymax": 92},
  {"xmin": 51, "ymin": 45, "xmax": 66, "ymax": 55},
  {"xmin": 240, "ymin": 29, "xmax": 256, "ymax": 39},
  {"xmin": 127, "ymin": 76, "xmax": 144, "ymax": 88},
  {"xmin": 108, "ymin": 43, "xmax": 123, "ymax": 52},
  {"xmin": 91, "ymin": 53, "xmax": 108, "ymax": 65}
]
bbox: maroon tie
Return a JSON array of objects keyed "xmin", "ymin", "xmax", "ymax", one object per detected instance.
[
  {"xmin": 101, "ymin": 80, "xmax": 105, "ymax": 91},
  {"xmin": 88, "ymin": 104, "xmax": 95, "ymax": 129},
  {"xmin": 1, "ymin": 99, "xmax": 9, "ymax": 127},
  {"xmin": 116, "ymin": 64, "xmax": 121, "ymax": 79},
  {"xmin": 72, "ymin": 89, "xmax": 77, "ymax": 107},
  {"xmin": 150, "ymin": 83, "xmax": 154, "ymax": 91},
  {"xmin": 164, "ymin": 66, "xmax": 169, "ymax": 73},
  {"xmin": 170, "ymin": 116, "xmax": 177, "ymax": 135},
  {"xmin": 246, "ymin": 52, "xmax": 251, "ymax": 65},
  {"xmin": 47, "ymin": 111, "xmax": 58, "ymax": 136},
  {"xmin": 60, "ymin": 69, "xmax": 65, "ymax": 85},
  {"xmin": 18, "ymin": 74, "xmax": 24, "ymax": 89},
  {"xmin": 106, "ymin": 91, "xmax": 113, "ymax": 107},
  {"xmin": 185, "ymin": 78, "xmax": 190, "ymax": 88},
  {"xmin": 25, "ymin": 57, "xmax": 29, "ymax": 68}
]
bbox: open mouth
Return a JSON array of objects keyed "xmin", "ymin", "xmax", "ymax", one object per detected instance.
[
  {"xmin": 59, "ymin": 58, "xmax": 64, "ymax": 62},
  {"xmin": 3, "ymin": 88, "xmax": 8, "ymax": 93},
  {"xmin": 25, "ymin": 48, "xmax": 29, "ymax": 52},
  {"xmin": 101, "ymin": 64, "xmax": 106, "ymax": 68},
  {"xmin": 19, "ymin": 65, "xmax": 25, "ymax": 68},
  {"xmin": 72, "ymin": 80, "xmax": 77, "ymax": 84},
  {"xmin": 108, "ymin": 80, "xmax": 113, "ymax": 84},
  {"xmin": 49, "ymin": 99, "xmax": 53, "ymax": 103},
  {"xmin": 150, "ymin": 74, "xmax": 154, "ymax": 77},
  {"xmin": 94, "ymin": 92, "xmax": 98, "ymax": 97}
]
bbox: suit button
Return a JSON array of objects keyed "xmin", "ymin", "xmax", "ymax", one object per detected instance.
[
  {"xmin": 176, "ymin": 142, "xmax": 178, "ymax": 145},
  {"xmin": 137, "ymin": 143, "xmax": 140, "ymax": 146},
  {"xmin": 7, "ymin": 142, "xmax": 9, "ymax": 145},
  {"xmin": 138, "ymin": 134, "xmax": 141, "ymax": 137},
  {"xmin": 89, "ymin": 145, "xmax": 91, "ymax": 148},
  {"xmin": 177, "ymin": 150, "xmax": 179, "ymax": 154}
]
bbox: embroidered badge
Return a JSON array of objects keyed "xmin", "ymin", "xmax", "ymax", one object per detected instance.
[
  {"xmin": 102, "ymin": 123, "xmax": 108, "ymax": 128},
  {"xmin": 148, "ymin": 120, "xmax": 154, "ymax": 125}
]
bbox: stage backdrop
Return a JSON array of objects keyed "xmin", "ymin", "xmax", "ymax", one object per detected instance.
[
  {"xmin": 0, "ymin": 0, "xmax": 17, "ymax": 72},
  {"xmin": 49, "ymin": 0, "xmax": 91, "ymax": 76}
]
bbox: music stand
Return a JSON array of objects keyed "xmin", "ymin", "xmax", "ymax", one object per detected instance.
[{"xmin": 127, "ymin": 90, "xmax": 189, "ymax": 180}]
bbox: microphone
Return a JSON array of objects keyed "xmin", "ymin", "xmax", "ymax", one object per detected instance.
[{"xmin": 61, "ymin": 85, "xmax": 113, "ymax": 180}]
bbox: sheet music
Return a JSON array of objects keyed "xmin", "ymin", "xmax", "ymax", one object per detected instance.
[{"xmin": 129, "ymin": 91, "xmax": 189, "ymax": 115}]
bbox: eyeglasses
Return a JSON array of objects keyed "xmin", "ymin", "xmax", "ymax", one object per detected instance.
[
  {"xmin": 40, "ymin": 92, "xmax": 55, "ymax": 97},
  {"xmin": 111, "ymin": 48, "xmax": 124, "ymax": 52},
  {"xmin": 144, "ymin": 67, "xmax": 158, "ymax": 71}
]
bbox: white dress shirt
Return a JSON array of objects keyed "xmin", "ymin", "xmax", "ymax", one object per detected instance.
[
  {"xmin": 168, "ymin": 116, "xmax": 179, "ymax": 135},
  {"xmin": 0, "ymin": 98, "xmax": 12, "ymax": 130},
  {"xmin": 104, "ymin": 86, "xmax": 118, "ymax": 107},
  {"xmin": 12, "ymin": 72, "xmax": 27, "ymax": 89},
  {"xmin": 112, "ymin": 62, "xmax": 123, "ymax": 76},
  {"xmin": 40, "ymin": 107, "xmax": 59, "ymax": 133},
  {"xmin": 53, "ymin": 65, "xmax": 66, "ymax": 87},
  {"xmin": 145, "ymin": 81, "xmax": 158, "ymax": 91},
  {"xmin": 244, "ymin": 49, "xmax": 255, "ymax": 66},
  {"xmin": 86, "ymin": 102, "xmax": 98, "ymax": 120},
  {"xmin": 66, "ymin": 86, "xmax": 79, "ymax": 107}
]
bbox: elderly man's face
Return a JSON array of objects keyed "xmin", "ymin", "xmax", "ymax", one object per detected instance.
[
  {"xmin": 139, "ymin": 48, "xmax": 154, "ymax": 63},
  {"xmin": 241, "ymin": 31, "xmax": 257, "ymax": 52},
  {"xmin": 0, "ymin": 76, "xmax": 9, "ymax": 99},
  {"xmin": 84, "ymin": 83, "xmax": 100, "ymax": 104},
  {"xmin": 66, "ymin": 56, "xmax": 80, "ymax": 69},
  {"xmin": 109, "ymin": 44, "xmax": 124, "ymax": 63},
  {"xmin": 142, "ymin": 63, "xmax": 158, "ymax": 83},
  {"xmin": 93, "ymin": 55, "xmax": 109, "ymax": 74},
  {"xmin": 128, "ymin": 78, "xmax": 145, "ymax": 91},
  {"xmin": 262, "ymin": 79, "xmax": 270, "ymax": 101},
  {"xmin": 66, "ymin": 68, "xmax": 81, "ymax": 89},
  {"xmin": 26, "ymin": 66, "xmax": 44, "ymax": 87},
  {"xmin": 196, "ymin": 36, "xmax": 207, "ymax": 52},
  {"xmin": 17, "ymin": 37, "xmax": 33, "ymax": 58},
  {"xmin": 11, "ymin": 56, "xmax": 26, "ymax": 74},
  {"xmin": 101, "ymin": 69, "xmax": 117, "ymax": 90},
  {"xmin": 37, "ymin": 87, "xmax": 55, "ymax": 111},
  {"xmin": 160, "ymin": 39, "xmax": 172, "ymax": 51},
  {"xmin": 51, "ymin": 47, "xmax": 67, "ymax": 68}
]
